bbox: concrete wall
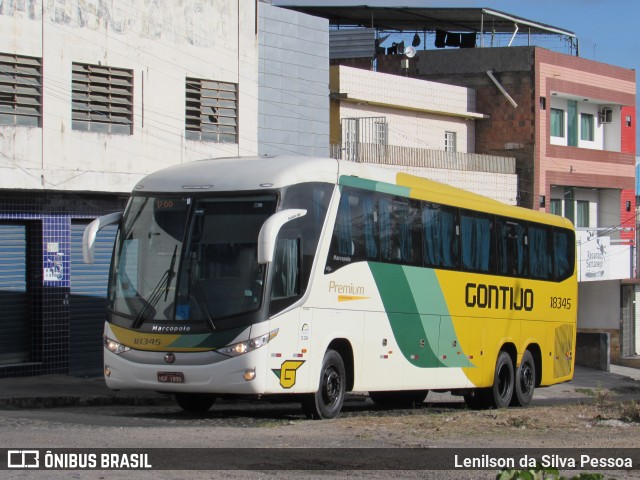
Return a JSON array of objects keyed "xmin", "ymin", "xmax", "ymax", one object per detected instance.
[
  {"xmin": 258, "ymin": 3, "xmax": 329, "ymax": 157},
  {"xmin": 578, "ymin": 280, "xmax": 621, "ymax": 329},
  {"xmin": 0, "ymin": 0, "xmax": 259, "ymax": 194},
  {"xmin": 333, "ymin": 65, "xmax": 480, "ymax": 153}
]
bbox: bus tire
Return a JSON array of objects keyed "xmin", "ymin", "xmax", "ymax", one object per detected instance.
[
  {"xmin": 301, "ymin": 349, "xmax": 346, "ymax": 420},
  {"xmin": 512, "ymin": 350, "xmax": 535, "ymax": 407},
  {"xmin": 491, "ymin": 351, "xmax": 515, "ymax": 408},
  {"xmin": 369, "ymin": 390, "xmax": 428, "ymax": 406},
  {"xmin": 175, "ymin": 393, "xmax": 215, "ymax": 413}
]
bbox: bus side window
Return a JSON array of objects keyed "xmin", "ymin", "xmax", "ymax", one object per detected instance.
[
  {"xmin": 270, "ymin": 236, "xmax": 301, "ymax": 315},
  {"xmin": 554, "ymin": 228, "xmax": 575, "ymax": 281},
  {"xmin": 350, "ymin": 192, "xmax": 379, "ymax": 262},
  {"xmin": 334, "ymin": 192, "xmax": 354, "ymax": 257},
  {"xmin": 529, "ymin": 225, "xmax": 553, "ymax": 280},
  {"xmin": 497, "ymin": 219, "xmax": 528, "ymax": 277},
  {"xmin": 328, "ymin": 188, "xmax": 380, "ymax": 271},
  {"xmin": 379, "ymin": 196, "xmax": 393, "ymax": 262},
  {"xmin": 271, "ymin": 238, "xmax": 300, "ymax": 300},
  {"xmin": 460, "ymin": 211, "xmax": 495, "ymax": 273},
  {"xmin": 422, "ymin": 202, "xmax": 459, "ymax": 269}
]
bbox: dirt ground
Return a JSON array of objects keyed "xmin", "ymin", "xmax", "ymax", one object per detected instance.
[{"xmin": 331, "ymin": 400, "xmax": 640, "ymax": 449}]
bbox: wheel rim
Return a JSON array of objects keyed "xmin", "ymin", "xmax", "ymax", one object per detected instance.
[
  {"xmin": 321, "ymin": 366, "xmax": 341, "ymax": 408},
  {"xmin": 520, "ymin": 363, "xmax": 534, "ymax": 395}
]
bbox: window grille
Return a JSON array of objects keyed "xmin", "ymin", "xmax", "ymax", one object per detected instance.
[
  {"xmin": 444, "ymin": 131, "xmax": 456, "ymax": 152},
  {"xmin": 340, "ymin": 116, "xmax": 388, "ymax": 162},
  {"xmin": 71, "ymin": 63, "xmax": 133, "ymax": 134},
  {"xmin": 185, "ymin": 78, "xmax": 238, "ymax": 143},
  {"xmin": 0, "ymin": 53, "xmax": 42, "ymax": 127}
]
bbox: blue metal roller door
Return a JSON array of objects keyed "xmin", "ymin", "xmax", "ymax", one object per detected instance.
[
  {"xmin": 0, "ymin": 224, "xmax": 29, "ymax": 365},
  {"xmin": 70, "ymin": 222, "xmax": 117, "ymax": 376}
]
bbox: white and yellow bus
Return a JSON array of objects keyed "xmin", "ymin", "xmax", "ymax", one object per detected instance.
[{"xmin": 84, "ymin": 156, "xmax": 577, "ymax": 419}]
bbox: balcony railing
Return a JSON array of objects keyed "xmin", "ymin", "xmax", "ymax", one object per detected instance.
[{"xmin": 329, "ymin": 142, "xmax": 515, "ymax": 174}]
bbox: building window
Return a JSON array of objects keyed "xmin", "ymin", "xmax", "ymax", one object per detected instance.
[
  {"xmin": 0, "ymin": 53, "xmax": 42, "ymax": 127},
  {"xmin": 550, "ymin": 199, "xmax": 562, "ymax": 216},
  {"xmin": 580, "ymin": 113, "xmax": 594, "ymax": 141},
  {"xmin": 71, "ymin": 63, "xmax": 133, "ymax": 134},
  {"xmin": 186, "ymin": 78, "xmax": 238, "ymax": 143},
  {"xmin": 576, "ymin": 200, "xmax": 589, "ymax": 227},
  {"xmin": 444, "ymin": 131, "xmax": 456, "ymax": 152},
  {"xmin": 550, "ymin": 108, "xmax": 564, "ymax": 137}
]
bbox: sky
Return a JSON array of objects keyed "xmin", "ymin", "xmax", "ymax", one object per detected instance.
[{"xmin": 275, "ymin": 0, "xmax": 640, "ymax": 150}]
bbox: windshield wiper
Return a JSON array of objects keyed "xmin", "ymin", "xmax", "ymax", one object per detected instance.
[
  {"xmin": 132, "ymin": 245, "xmax": 178, "ymax": 328},
  {"xmin": 188, "ymin": 258, "xmax": 216, "ymax": 331},
  {"xmin": 164, "ymin": 245, "xmax": 178, "ymax": 301}
]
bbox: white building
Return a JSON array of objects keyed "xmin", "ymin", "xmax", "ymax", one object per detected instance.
[
  {"xmin": 0, "ymin": 0, "xmax": 328, "ymax": 377},
  {"xmin": 329, "ymin": 65, "xmax": 518, "ymax": 204}
]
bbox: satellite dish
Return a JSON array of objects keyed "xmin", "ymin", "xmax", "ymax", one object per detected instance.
[{"xmin": 404, "ymin": 46, "xmax": 417, "ymax": 58}]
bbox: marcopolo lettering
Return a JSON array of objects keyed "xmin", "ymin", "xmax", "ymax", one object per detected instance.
[
  {"xmin": 151, "ymin": 325, "xmax": 191, "ymax": 333},
  {"xmin": 465, "ymin": 283, "xmax": 534, "ymax": 311}
]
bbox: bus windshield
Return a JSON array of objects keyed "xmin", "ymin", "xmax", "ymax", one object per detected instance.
[{"xmin": 110, "ymin": 194, "xmax": 277, "ymax": 326}]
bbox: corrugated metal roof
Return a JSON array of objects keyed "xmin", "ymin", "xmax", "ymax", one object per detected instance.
[
  {"xmin": 274, "ymin": 5, "xmax": 575, "ymax": 37},
  {"xmin": 330, "ymin": 28, "xmax": 376, "ymax": 59}
]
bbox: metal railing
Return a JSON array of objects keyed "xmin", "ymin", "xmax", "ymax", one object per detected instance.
[{"xmin": 330, "ymin": 142, "xmax": 515, "ymax": 174}]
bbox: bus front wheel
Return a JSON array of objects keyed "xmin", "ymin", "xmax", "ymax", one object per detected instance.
[{"xmin": 301, "ymin": 349, "xmax": 346, "ymax": 420}]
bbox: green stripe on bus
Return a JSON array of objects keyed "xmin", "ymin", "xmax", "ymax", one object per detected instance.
[
  {"xmin": 338, "ymin": 175, "xmax": 411, "ymax": 197},
  {"xmin": 368, "ymin": 262, "xmax": 470, "ymax": 368}
]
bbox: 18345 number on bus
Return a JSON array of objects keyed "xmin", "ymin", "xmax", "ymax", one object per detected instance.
[{"xmin": 550, "ymin": 297, "xmax": 572, "ymax": 309}]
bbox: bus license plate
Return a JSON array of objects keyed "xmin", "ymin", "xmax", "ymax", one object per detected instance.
[{"xmin": 157, "ymin": 372, "xmax": 184, "ymax": 383}]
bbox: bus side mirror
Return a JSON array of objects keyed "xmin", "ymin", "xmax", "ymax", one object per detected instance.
[
  {"xmin": 257, "ymin": 209, "xmax": 306, "ymax": 264},
  {"xmin": 83, "ymin": 212, "xmax": 122, "ymax": 264}
]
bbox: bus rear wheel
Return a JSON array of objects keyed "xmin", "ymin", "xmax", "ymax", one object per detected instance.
[
  {"xmin": 511, "ymin": 350, "xmax": 535, "ymax": 407},
  {"xmin": 464, "ymin": 351, "xmax": 514, "ymax": 409},
  {"xmin": 369, "ymin": 390, "xmax": 428, "ymax": 407},
  {"xmin": 491, "ymin": 351, "xmax": 515, "ymax": 408},
  {"xmin": 301, "ymin": 349, "xmax": 346, "ymax": 420},
  {"xmin": 175, "ymin": 393, "xmax": 216, "ymax": 413}
]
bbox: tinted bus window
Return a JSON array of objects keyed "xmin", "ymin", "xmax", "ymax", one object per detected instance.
[
  {"xmin": 328, "ymin": 187, "xmax": 380, "ymax": 271},
  {"xmin": 461, "ymin": 211, "xmax": 494, "ymax": 273},
  {"xmin": 529, "ymin": 225, "xmax": 554, "ymax": 280},
  {"xmin": 422, "ymin": 202, "xmax": 459, "ymax": 269},
  {"xmin": 497, "ymin": 219, "xmax": 528, "ymax": 277},
  {"xmin": 554, "ymin": 228, "xmax": 575, "ymax": 281},
  {"xmin": 377, "ymin": 196, "xmax": 421, "ymax": 266}
]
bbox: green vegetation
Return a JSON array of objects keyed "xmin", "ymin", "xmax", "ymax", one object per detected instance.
[{"xmin": 497, "ymin": 467, "xmax": 608, "ymax": 480}]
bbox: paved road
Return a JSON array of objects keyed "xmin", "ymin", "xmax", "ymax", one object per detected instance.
[{"xmin": 0, "ymin": 365, "xmax": 638, "ymax": 479}]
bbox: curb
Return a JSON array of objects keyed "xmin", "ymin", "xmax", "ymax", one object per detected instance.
[{"xmin": 0, "ymin": 395, "xmax": 173, "ymax": 410}]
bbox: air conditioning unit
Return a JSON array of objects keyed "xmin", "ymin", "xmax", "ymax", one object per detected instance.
[{"xmin": 599, "ymin": 107, "xmax": 613, "ymax": 124}]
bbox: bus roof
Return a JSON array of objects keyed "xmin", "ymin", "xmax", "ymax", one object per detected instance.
[{"xmin": 133, "ymin": 156, "xmax": 573, "ymax": 230}]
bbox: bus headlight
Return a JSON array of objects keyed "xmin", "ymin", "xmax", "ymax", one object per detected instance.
[
  {"xmin": 104, "ymin": 336, "xmax": 130, "ymax": 355},
  {"xmin": 218, "ymin": 329, "xmax": 278, "ymax": 357}
]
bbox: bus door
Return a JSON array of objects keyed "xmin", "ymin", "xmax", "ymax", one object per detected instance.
[{"xmin": 266, "ymin": 231, "xmax": 309, "ymax": 393}]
